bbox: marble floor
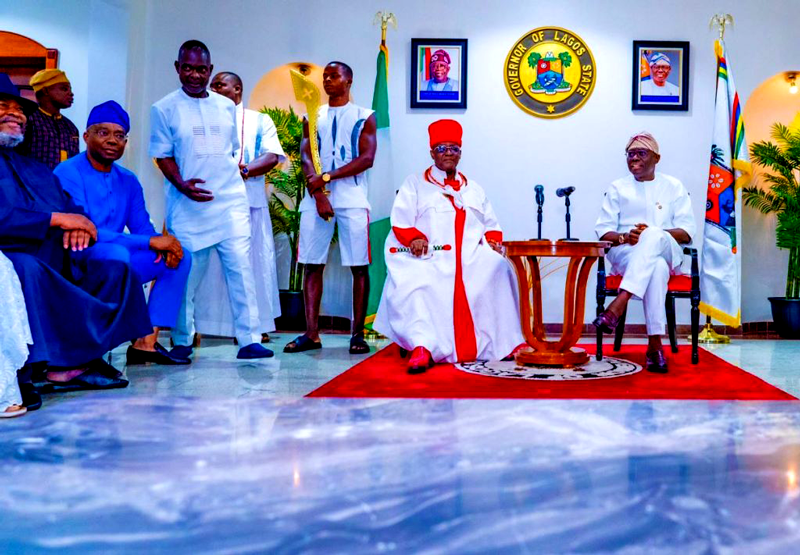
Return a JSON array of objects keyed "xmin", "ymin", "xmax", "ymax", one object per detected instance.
[{"xmin": 1, "ymin": 336, "xmax": 799, "ymax": 553}]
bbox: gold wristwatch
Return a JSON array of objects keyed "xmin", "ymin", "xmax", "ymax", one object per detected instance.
[{"xmin": 321, "ymin": 173, "xmax": 332, "ymax": 195}]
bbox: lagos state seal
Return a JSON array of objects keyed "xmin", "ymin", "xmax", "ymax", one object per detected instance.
[{"xmin": 504, "ymin": 27, "xmax": 597, "ymax": 118}]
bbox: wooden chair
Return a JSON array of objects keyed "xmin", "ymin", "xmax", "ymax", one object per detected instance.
[{"xmin": 595, "ymin": 247, "xmax": 700, "ymax": 364}]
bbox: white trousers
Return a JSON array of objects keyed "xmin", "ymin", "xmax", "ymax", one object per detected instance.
[
  {"xmin": 607, "ymin": 227, "xmax": 681, "ymax": 336},
  {"xmin": 173, "ymin": 235, "xmax": 261, "ymax": 347}
]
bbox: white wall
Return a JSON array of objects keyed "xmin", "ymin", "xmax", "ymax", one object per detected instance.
[
  {"xmin": 0, "ymin": 0, "xmax": 129, "ymax": 151},
  {"xmin": 7, "ymin": 0, "xmax": 800, "ymax": 325}
]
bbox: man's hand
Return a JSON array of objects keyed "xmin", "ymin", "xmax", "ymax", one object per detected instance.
[
  {"xmin": 307, "ymin": 173, "xmax": 327, "ymax": 195},
  {"xmin": 150, "ymin": 234, "xmax": 183, "ymax": 268},
  {"xmin": 488, "ymin": 240, "xmax": 504, "ymax": 254},
  {"xmin": 627, "ymin": 223, "xmax": 648, "ymax": 246},
  {"xmin": 63, "ymin": 229, "xmax": 92, "ymax": 251},
  {"xmin": 410, "ymin": 238, "xmax": 429, "ymax": 258},
  {"xmin": 239, "ymin": 163, "xmax": 249, "ymax": 179},
  {"xmin": 314, "ymin": 191, "xmax": 335, "ymax": 221},
  {"xmin": 51, "ymin": 213, "xmax": 98, "ymax": 250},
  {"xmin": 177, "ymin": 178, "xmax": 214, "ymax": 202}
]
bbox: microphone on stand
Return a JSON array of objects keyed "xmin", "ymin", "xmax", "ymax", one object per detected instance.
[
  {"xmin": 556, "ymin": 186, "xmax": 578, "ymax": 241},
  {"xmin": 534, "ymin": 184, "xmax": 546, "ymax": 240}
]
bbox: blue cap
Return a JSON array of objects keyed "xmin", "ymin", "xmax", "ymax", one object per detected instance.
[
  {"xmin": 0, "ymin": 72, "xmax": 37, "ymax": 113},
  {"xmin": 87, "ymin": 100, "xmax": 130, "ymax": 133}
]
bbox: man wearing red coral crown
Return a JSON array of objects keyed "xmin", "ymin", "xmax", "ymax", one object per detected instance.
[{"xmin": 374, "ymin": 119, "xmax": 525, "ymax": 374}]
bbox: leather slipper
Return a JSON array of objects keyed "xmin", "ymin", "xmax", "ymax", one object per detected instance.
[
  {"xmin": 39, "ymin": 370, "xmax": 129, "ymax": 394},
  {"xmin": 284, "ymin": 335, "xmax": 322, "ymax": 353},
  {"xmin": 349, "ymin": 334, "xmax": 370, "ymax": 355}
]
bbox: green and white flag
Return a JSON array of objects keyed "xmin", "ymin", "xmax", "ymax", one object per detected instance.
[{"xmin": 366, "ymin": 36, "xmax": 395, "ymax": 329}]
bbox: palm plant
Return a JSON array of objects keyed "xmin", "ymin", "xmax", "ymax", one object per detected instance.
[
  {"xmin": 743, "ymin": 122, "xmax": 800, "ymax": 298},
  {"xmin": 262, "ymin": 106, "xmax": 306, "ymax": 292}
]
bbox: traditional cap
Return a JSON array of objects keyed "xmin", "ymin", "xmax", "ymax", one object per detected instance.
[
  {"xmin": 648, "ymin": 52, "xmax": 671, "ymax": 67},
  {"xmin": 625, "ymin": 131, "xmax": 659, "ymax": 154},
  {"xmin": 0, "ymin": 72, "xmax": 37, "ymax": 113},
  {"xmin": 30, "ymin": 69, "xmax": 69, "ymax": 93},
  {"xmin": 87, "ymin": 100, "xmax": 130, "ymax": 133},
  {"xmin": 430, "ymin": 49, "xmax": 451, "ymax": 65},
  {"xmin": 429, "ymin": 119, "xmax": 462, "ymax": 148}
]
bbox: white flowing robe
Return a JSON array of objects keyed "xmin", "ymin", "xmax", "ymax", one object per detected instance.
[
  {"xmin": 0, "ymin": 252, "xmax": 31, "ymax": 411},
  {"xmin": 374, "ymin": 167, "xmax": 525, "ymax": 363}
]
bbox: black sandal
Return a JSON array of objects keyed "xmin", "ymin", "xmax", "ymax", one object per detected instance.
[
  {"xmin": 349, "ymin": 333, "xmax": 370, "ymax": 355},
  {"xmin": 283, "ymin": 335, "xmax": 322, "ymax": 353}
]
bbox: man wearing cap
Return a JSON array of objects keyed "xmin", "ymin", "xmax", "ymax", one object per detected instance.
[
  {"xmin": 197, "ymin": 71, "xmax": 285, "ymax": 343},
  {"xmin": 593, "ymin": 132, "xmax": 695, "ymax": 373},
  {"xmin": 0, "ymin": 74, "xmax": 151, "ymax": 408},
  {"xmin": 16, "ymin": 69, "xmax": 79, "ymax": 169},
  {"xmin": 421, "ymin": 50, "xmax": 459, "ymax": 92},
  {"xmin": 150, "ymin": 40, "xmax": 272, "ymax": 360},
  {"xmin": 284, "ymin": 61, "xmax": 377, "ymax": 356},
  {"xmin": 374, "ymin": 119, "xmax": 524, "ymax": 373},
  {"xmin": 54, "ymin": 100, "xmax": 192, "ymax": 366},
  {"xmin": 641, "ymin": 53, "xmax": 679, "ymax": 97}
]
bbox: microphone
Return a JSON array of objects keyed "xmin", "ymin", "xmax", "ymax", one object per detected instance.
[
  {"xmin": 534, "ymin": 184, "xmax": 545, "ymax": 240},
  {"xmin": 556, "ymin": 186, "xmax": 575, "ymax": 198},
  {"xmin": 534, "ymin": 184, "xmax": 545, "ymax": 206}
]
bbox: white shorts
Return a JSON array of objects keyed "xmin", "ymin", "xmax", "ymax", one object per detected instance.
[{"xmin": 298, "ymin": 207, "xmax": 371, "ymax": 267}]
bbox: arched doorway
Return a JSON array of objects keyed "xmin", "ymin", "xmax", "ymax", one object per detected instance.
[
  {"xmin": 741, "ymin": 72, "xmax": 800, "ymax": 322},
  {"xmin": 248, "ymin": 61, "xmax": 324, "ymax": 113},
  {"xmin": 0, "ymin": 31, "xmax": 59, "ymax": 102}
]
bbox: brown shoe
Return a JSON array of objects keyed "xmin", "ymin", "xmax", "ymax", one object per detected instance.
[
  {"xmin": 645, "ymin": 349, "xmax": 669, "ymax": 373},
  {"xmin": 592, "ymin": 310, "xmax": 620, "ymax": 334}
]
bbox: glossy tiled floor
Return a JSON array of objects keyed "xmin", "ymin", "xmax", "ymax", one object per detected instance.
[{"xmin": 1, "ymin": 336, "xmax": 799, "ymax": 553}]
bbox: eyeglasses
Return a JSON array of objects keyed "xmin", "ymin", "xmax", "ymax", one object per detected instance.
[
  {"xmin": 625, "ymin": 149, "xmax": 650, "ymax": 159},
  {"xmin": 433, "ymin": 145, "xmax": 461, "ymax": 155},
  {"xmin": 92, "ymin": 128, "xmax": 128, "ymax": 141}
]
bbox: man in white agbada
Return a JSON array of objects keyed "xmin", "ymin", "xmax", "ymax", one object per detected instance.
[
  {"xmin": 375, "ymin": 119, "xmax": 525, "ymax": 374},
  {"xmin": 641, "ymin": 53, "xmax": 680, "ymax": 97},
  {"xmin": 193, "ymin": 72, "xmax": 286, "ymax": 342},
  {"xmin": 593, "ymin": 132, "xmax": 695, "ymax": 373},
  {"xmin": 149, "ymin": 40, "xmax": 272, "ymax": 360}
]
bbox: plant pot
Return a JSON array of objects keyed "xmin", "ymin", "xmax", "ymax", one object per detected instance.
[
  {"xmin": 276, "ymin": 290, "xmax": 306, "ymax": 331},
  {"xmin": 768, "ymin": 297, "xmax": 800, "ymax": 339}
]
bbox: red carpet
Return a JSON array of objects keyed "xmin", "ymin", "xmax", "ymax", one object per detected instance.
[{"xmin": 308, "ymin": 343, "xmax": 796, "ymax": 401}]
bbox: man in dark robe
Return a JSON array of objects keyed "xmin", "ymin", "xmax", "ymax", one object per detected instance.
[{"xmin": 0, "ymin": 74, "xmax": 152, "ymax": 410}]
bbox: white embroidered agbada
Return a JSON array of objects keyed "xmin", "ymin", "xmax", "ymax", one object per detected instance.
[
  {"xmin": 374, "ymin": 166, "xmax": 524, "ymax": 363},
  {"xmin": 194, "ymin": 104, "xmax": 286, "ymax": 336}
]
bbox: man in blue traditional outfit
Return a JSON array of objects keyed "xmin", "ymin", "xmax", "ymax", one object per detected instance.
[
  {"xmin": 0, "ymin": 74, "xmax": 152, "ymax": 410},
  {"xmin": 55, "ymin": 101, "xmax": 192, "ymax": 366}
]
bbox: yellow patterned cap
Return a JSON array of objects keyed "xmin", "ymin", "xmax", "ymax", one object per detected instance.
[{"xmin": 30, "ymin": 69, "xmax": 70, "ymax": 93}]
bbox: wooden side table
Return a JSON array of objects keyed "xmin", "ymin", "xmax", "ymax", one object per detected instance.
[{"xmin": 504, "ymin": 240, "xmax": 611, "ymax": 367}]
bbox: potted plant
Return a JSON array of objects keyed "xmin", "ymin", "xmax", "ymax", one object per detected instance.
[
  {"xmin": 263, "ymin": 106, "xmax": 307, "ymax": 330},
  {"xmin": 743, "ymin": 122, "xmax": 800, "ymax": 338}
]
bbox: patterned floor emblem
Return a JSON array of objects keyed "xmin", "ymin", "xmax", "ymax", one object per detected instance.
[{"xmin": 456, "ymin": 357, "xmax": 642, "ymax": 381}]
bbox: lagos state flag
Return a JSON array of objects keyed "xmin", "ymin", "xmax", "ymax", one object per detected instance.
[{"xmin": 699, "ymin": 39, "xmax": 752, "ymax": 327}]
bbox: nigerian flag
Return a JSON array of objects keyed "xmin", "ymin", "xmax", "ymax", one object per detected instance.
[{"xmin": 366, "ymin": 36, "xmax": 394, "ymax": 330}]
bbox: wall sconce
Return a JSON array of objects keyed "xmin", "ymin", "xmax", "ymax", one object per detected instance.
[{"xmin": 788, "ymin": 72, "xmax": 798, "ymax": 95}]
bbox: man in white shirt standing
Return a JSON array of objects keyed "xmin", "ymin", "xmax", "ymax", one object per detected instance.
[
  {"xmin": 192, "ymin": 71, "xmax": 285, "ymax": 343},
  {"xmin": 593, "ymin": 132, "xmax": 696, "ymax": 373},
  {"xmin": 149, "ymin": 40, "xmax": 272, "ymax": 360},
  {"xmin": 283, "ymin": 61, "xmax": 377, "ymax": 356}
]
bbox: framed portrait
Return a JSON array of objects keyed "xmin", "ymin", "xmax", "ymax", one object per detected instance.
[
  {"xmin": 632, "ymin": 40, "xmax": 690, "ymax": 111},
  {"xmin": 410, "ymin": 38, "xmax": 468, "ymax": 109}
]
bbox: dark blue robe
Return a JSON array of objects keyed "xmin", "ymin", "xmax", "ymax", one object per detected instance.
[{"xmin": 0, "ymin": 147, "xmax": 152, "ymax": 368}]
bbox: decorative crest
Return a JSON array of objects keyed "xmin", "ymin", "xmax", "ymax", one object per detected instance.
[
  {"xmin": 709, "ymin": 13, "xmax": 734, "ymax": 39},
  {"xmin": 373, "ymin": 11, "xmax": 397, "ymax": 43}
]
